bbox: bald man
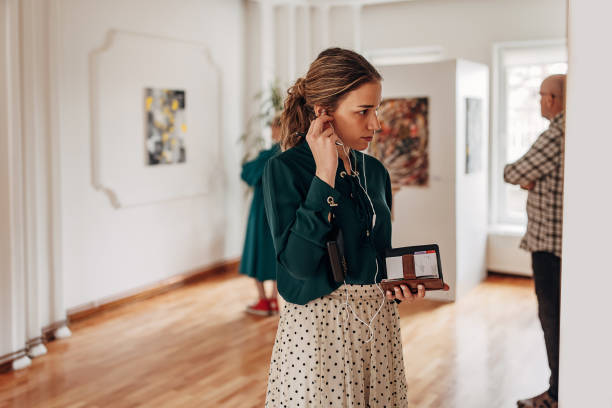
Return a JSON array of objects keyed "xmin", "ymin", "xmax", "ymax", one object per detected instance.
[{"xmin": 504, "ymin": 74, "xmax": 566, "ymax": 408}]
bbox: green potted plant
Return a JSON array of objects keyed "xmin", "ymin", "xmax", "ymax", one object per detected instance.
[{"xmin": 239, "ymin": 81, "xmax": 284, "ymax": 164}]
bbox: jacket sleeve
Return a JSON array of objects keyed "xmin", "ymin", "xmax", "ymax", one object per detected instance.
[
  {"xmin": 504, "ymin": 129, "xmax": 562, "ymax": 186},
  {"xmin": 263, "ymin": 157, "xmax": 342, "ymax": 280}
]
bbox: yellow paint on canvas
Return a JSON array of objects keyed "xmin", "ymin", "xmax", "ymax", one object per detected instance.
[
  {"xmin": 162, "ymin": 133, "xmax": 169, "ymax": 142},
  {"xmin": 172, "ymin": 99, "xmax": 179, "ymax": 111},
  {"xmin": 145, "ymin": 96, "xmax": 153, "ymax": 111},
  {"xmin": 181, "ymin": 124, "xmax": 187, "ymax": 133},
  {"xmin": 170, "ymin": 138, "xmax": 177, "ymax": 146}
]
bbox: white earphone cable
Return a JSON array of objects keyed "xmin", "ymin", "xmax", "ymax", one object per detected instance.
[{"xmin": 337, "ymin": 148, "xmax": 385, "ymax": 343}]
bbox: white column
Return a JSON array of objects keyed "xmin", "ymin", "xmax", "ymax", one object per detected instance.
[
  {"xmin": 319, "ymin": 5, "xmax": 330, "ymax": 51},
  {"xmin": 21, "ymin": 0, "xmax": 50, "ymax": 358},
  {"xmin": 48, "ymin": 0, "xmax": 69, "ymax": 337},
  {"xmin": 260, "ymin": 2, "xmax": 275, "ymax": 96},
  {"xmin": 302, "ymin": 5, "xmax": 311, "ymax": 65},
  {"xmin": 0, "ymin": 0, "xmax": 30, "ymax": 369},
  {"xmin": 1, "ymin": 0, "xmax": 71, "ymax": 368},
  {"xmin": 21, "ymin": 0, "xmax": 65, "ymax": 357},
  {"xmin": 352, "ymin": 4, "xmax": 362, "ymax": 52},
  {"xmin": 559, "ymin": 0, "xmax": 612, "ymax": 405},
  {"xmin": 287, "ymin": 4, "xmax": 296, "ymax": 81}
]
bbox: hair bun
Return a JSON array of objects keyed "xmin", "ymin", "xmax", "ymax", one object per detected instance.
[{"xmin": 293, "ymin": 77, "xmax": 306, "ymax": 98}]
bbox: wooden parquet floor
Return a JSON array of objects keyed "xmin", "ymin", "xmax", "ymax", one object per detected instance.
[{"xmin": 0, "ymin": 273, "xmax": 548, "ymax": 408}]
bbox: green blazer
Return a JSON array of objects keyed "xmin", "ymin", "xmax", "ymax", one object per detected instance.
[{"xmin": 262, "ymin": 137, "xmax": 393, "ymax": 305}]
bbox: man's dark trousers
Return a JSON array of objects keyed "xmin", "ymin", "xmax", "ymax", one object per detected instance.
[{"xmin": 532, "ymin": 251, "xmax": 561, "ymax": 400}]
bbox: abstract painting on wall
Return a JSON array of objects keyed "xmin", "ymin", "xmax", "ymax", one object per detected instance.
[
  {"xmin": 465, "ymin": 97, "xmax": 483, "ymax": 174},
  {"xmin": 145, "ymin": 88, "xmax": 187, "ymax": 165},
  {"xmin": 368, "ymin": 97, "xmax": 429, "ymax": 188}
]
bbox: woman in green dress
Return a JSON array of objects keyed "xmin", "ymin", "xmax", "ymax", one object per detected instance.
[
  {"xmin": 239, "ymin": 121, "xmax": 281, "ymax": 316},
  {"xmin": 262, "ymin": 48, "xmax": 447, "ymax": 407}
]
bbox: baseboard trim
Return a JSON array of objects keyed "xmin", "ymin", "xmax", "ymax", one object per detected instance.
[
  {"xmin": 67, "ymin": 258, "xmax": 240, "ymax": 323},
  {"xmin": 0, "ymin": 259, "xmax": 240, "ymax": 373},
  {"xmin": 0, "ymin": 349, "xmax": 26, "ymax": 374},
  {"xmin": 42, "ymin": 320, "xmax": 69, "ymax": 342}
]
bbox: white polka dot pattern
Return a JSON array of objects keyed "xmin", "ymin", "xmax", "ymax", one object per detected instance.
[{"xmin": 266, "ymin": 284, "xmax": 408, "ymax": 407}]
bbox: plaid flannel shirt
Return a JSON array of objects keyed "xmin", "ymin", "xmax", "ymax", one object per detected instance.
[{"xmin": 504, "ymin": 111, "xmax": 565, "ymax": 258}]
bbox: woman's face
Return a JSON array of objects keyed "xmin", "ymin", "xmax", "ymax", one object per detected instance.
[{"xmin": 326, "ymin": 81, "xmax": 382, "ymax": 151}]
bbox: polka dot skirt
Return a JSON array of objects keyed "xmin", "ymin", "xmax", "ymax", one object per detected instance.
[{"xmin": 265, "ymin": 284, "xmax": 408, "ymax": 407}]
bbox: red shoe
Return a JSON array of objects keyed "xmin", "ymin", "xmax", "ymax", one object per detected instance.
[
  {"xmin": 269, "ymin": 298, "xmax": 279, "ymax": 315},
  {"xmin": 246, "ymin": 298, "xmax": 271, "ymax": 316}
]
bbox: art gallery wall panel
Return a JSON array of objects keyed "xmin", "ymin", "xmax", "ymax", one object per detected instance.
[
  {"xmin": 560, "ymin": 1, "xmax": 612, "ymax": 403},
  {"xmin": 55, "ymin": 0, "xmax": 244, "ymax": 309},
  {"xmin": 454, "ymin": 60, "xmax": 489, "ymax": 298},
  {"xmin": 377, "ymin": 61, "xmax": 457, "ymax": 301}
]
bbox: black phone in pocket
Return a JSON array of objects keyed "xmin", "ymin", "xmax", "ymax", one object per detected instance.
[{"xmin": 327, "ymin": 224, "xmax": 347, "ymax": 283}]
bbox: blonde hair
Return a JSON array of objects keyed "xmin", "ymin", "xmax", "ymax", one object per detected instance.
[{"xmin": 280, "ymin": 48, "xmax": 382, "ymax": 151}]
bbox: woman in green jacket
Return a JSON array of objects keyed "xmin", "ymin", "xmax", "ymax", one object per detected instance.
[{"xmin": 263, "ymin": 48, "xmax": 430, "ymax": 407}]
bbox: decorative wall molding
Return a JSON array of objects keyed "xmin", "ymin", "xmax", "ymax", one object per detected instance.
[
  {"xmin": 364, "ymin": 46, "xmax": 445, "ymax": 66},
  {"xmin": 89, "ymin": 29, "xmax": 222, "ymax": 208},
  {"xmin": 0, "ymin": 349, "xmax": 27, "ymax": 373},
  {"xmin": 0, "ymin": 315, "xmax": 71, "ymax": 373}
]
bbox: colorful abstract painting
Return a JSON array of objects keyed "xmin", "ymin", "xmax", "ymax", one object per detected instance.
[
  {"xmin": 368, "ymin": 97, "xmax": 429, "ymax": 188},
  {"xmin": 145, "ymin": 88, "xmax": 186, "ymax": 165},
  {"xmin": 465, "ymin": 97, "xmax": 483, "ymax": 174}
]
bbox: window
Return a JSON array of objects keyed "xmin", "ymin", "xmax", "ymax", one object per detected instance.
[{"xmin": 491, "ymin": 41, "xmax": 567, "ymax": 226}]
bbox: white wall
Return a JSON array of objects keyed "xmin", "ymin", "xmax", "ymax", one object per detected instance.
[
  {"xmin": 380, "ymin": 60, "xmax": 489, "ymax": 301},
  {"xmin": 380, "ymin": 61, "xmax": 458, "ymax": 300},
  {"xmin": 455, "ymin": 60, "xmax": 489, "ymax": 298},
  {"xmin": 54, "ymin": 0, "xmax": 245, "ymax": 309},
  {"xmin": 559, "ymin": 0, "xmax": 612, "ymax": 405}
]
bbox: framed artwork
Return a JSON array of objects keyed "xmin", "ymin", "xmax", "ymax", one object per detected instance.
[
  {"xmin": 145, "ymin": 88, "xmax": 187, "ymax": 165},
  {"xmin": 368, "ymin": 97, "xmax": 429, "ymax": 188},
  {"xmin": 465, "ymin": 97, "xmax": 483, "ymax": 174}
]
